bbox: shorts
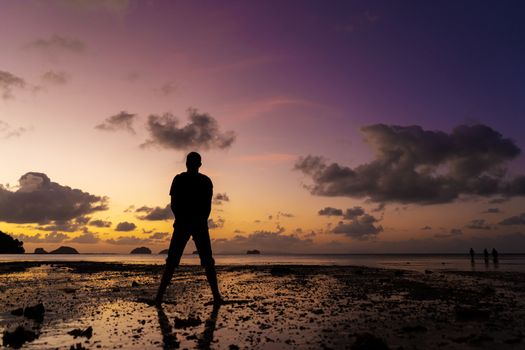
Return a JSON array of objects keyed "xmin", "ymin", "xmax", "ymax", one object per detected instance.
[{"xmin": 166, "ymin": 220, "xmax": 215, "ymax": 267}]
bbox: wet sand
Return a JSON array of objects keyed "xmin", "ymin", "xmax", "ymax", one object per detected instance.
[{"xmin": 0, "ymin": 262, "xmax": 524, "ymax": 349}]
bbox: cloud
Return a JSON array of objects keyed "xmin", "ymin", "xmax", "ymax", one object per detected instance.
[
  {"xmin": 332, "ymin": 214, "xmax": 383, "ymax": 240},
  {"xmin": 435, "ymin": 228, "xmax": 463, "ymax": 238},
  {"xmin": 0, "ymin": 120, "xmax": 28, "ymax": 139},
  {"xmin": 0, "ymin": 172, "xmax": 107, "ymax": 224},
  {"xmin": 213, "ymin": 193, "xmax": 230, "ymax": 205},
  {"xmin": 295, "ymin": 124, "xmax": 525, "ymax": 204},
  {"xmin": 136, "ymin": 204, "xmax": 172, "ymax": 221},
  {"xmin": 318, "ymin": 207, "xmax": 343, "ymax": 216},
  {"xmin": 14, "ymin": 232, "xmax": 68, "ymax": 243},
  {"xmin": 278, "ymin": 212, "xmax": 294, "ymax": 218},
  {"xmin": 483, "ymin": 208, "xmax": 501, "ymax": 214},
  {"xmin": 89, "ymin": 219, "xmax": 112, "ymax": 228},
  {"xmin": 0, "ymin": 70, "xmax": 26, "ymax": 99},
  {"xmin": 208, "ymin": 218, "xmax": 225, "ymax": 229},
  {"xmin": 466, "ymin": 219, "xmax": 491, "ymax": 230},
  {"xmin": 25, "ymin": 35, "xmax": 86, "ymax": 54},
  {"xmin": 343, "ymin": 206, "xmax": 365, "ymax": 220},
  {"xmin": 157, "ymin": 82, "xmax": 177, "ymax": 96},
  {"xmin": 141, "ymin": 109, "xmax": 235, "ymax": 151},
  {"xmin": 212, "ymin": 230, "xmax": 314, "ymax": 254},
  {"xmin": 150, "ymin": 232, "xmax": 169, "ymax": 240},
  {"xmin": 115, "ymin": 221, "xmax": 136, "ymax": 231},
  {"xmin": 41, "ymin": 70, "xmax": 70, "ymax": 85},
  {"xmin": 421, "ymin": 226, "xmax": 432, "ymax": 230},
  {"xmin": 95, "ymin": 111, "xmax": 137, "ymax": 134},
  {"xmin": 499, "ymin": 213, "xmax": 525, "ymax": 226},
  {"xmin": 69, "ymin": 231, "xmax": 100, "ymax": 244},
  {"xmin": 36, "ymin": 217, "xmax": 88, "ymax": 232}
]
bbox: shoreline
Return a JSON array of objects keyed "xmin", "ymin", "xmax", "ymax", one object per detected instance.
[{"xmin": 1, "ymin": 262, "xmax": 524, "ymax": 349}]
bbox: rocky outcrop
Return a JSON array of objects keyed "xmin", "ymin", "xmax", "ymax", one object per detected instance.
[
  {"xmin": 0, "ymin": 231, "xmax": 25, "ymax": 253},
  {"xmin": 130, "ymin": 247, "xmax": 152, "ymax": 254},
  {"xmin": 49, "ymin": 246, "xmax": 79, "ymax": 254},
  {"xmin": 34, "ymin": 248, "xmax": 48, "ymax": 254}
]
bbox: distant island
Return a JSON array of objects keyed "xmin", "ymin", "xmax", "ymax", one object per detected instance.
[
  {"xmin": 130, "ymin": 247, "xmax": 152, "ymax": 254},
  {"xmin": 247, "ymin": 249, "xmax": 261, "ymax": 255},
  {"xmin": 158, "ymin": 249, "xmax": 169, "ymax": 254},
  {"xmin": 34, "ymin": 248, "xmax": 48, "ymax": 254},
  {"xmin": 0, "ymin": 231, "xmax": 25, "ymax": 254},
  {"xmin": 49, "ymin": 246, "xmax": 79, "ymax": 254}
]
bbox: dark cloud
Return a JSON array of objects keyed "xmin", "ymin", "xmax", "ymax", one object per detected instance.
[
  {"xmin": 41, "ymin": 70, "xmax": 69, "ymax": 85},
  {"xmin": 371, "ymin": 202, "xmax": 386, "ymax": 212},
  {"xmin": 208, "ymin": 218, "xmax": 225, "ymax": 229},
  {"xmin": 36, "ymin": 217, "xmax": 88, "ymax": 232},
  {"xmin": 14, "ymin": 232, "xmax": 68, "ymax": 243},
  {"xmin": 150, "ymin": 232, "xmax": 169, "ymax": 240},
  {"xmin": 95, "ymin": 111, "xmax": 137, "ymax": 134},
  {"xmin": 466, "ymin": 219, "xmax": 491, "ymax": 230},
  {"xmin": 0, "ymin": 120, "xmax": 28, "ymax": 139},
  {"xmin": 421, "ymin": 226, "xmax": 432, "ymax": 230},
  {"xmin": 0, "ymin": 70, "xmax": 26, "ymax": 99},
  {"xmin": 25, "ymin": 35, "xmax": 86, "ymax": 54},
  {"xmin": 483, "ymin": 208, "xmax": 501, "ymax": 214},
  {"xmin": 0, "ymin": 172, "xmax": 107, "ymax": 224},
  {"xmin": 141, "ymin": 109, "xmax": 235, "ymax": 151},
  {"xmin": 89, "ymin": 219, "xmax": 112, "ymax": 228},
  {"xmin": 295, "ymin": 124, "xmax": 524, "ymax": 204},
  {"xmin": 213, "ymin": 193, "xmax": 230, "ymax": 205},
  {"xmin": 318, "ymin": 207, "xmax": 343, "ymax": 216},
  {"xmin": 499, "ymin": 213, "xmax": 525, "ymax": 226},
  {"xmin": 343, "ymin": 206, "xmax": 365, "ymax": 220},
  {"xmin": 213, "ymin": 230, "xmax": 314, "ymax": 254},
  {"xmin": 332, "ymin": 214, "xmax": 383, "ymax": 240},
  {"xmin": 435, "ymin": 228, "xmax": 463, "ymax": 238},
  {"xmin": 115, "ymin": 221, "xmax": 136, "ymax": 231},
  {"xmin": 136, "ymin": 205, "xmax": 172, "ymax": 221},
  {"xmin": 278, "ymin": 212, "xmax": 294, "ymax": 218}
]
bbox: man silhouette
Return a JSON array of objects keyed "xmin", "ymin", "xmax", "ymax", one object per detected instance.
[{"xmin": 156, "ymin": 152, "xmax": 222, "ymax": 306}]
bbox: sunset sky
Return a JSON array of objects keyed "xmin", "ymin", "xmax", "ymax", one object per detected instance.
[{"xmin": 1, "ymin": 1, "xmax": 525, "ymax": 254}]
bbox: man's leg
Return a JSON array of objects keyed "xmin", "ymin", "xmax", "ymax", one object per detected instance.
[
  {"xmin": 156, "ymin": 224, "xmax": 189, "ymax": 305},
  {"xmin": 194, "ymin": 227, "xmax": 223, "ymax": 303}
]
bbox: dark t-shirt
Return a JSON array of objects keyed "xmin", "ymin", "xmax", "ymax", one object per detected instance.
[{"xmin": 169, "ymin": 172, "xmax": 212, "ymax": 222}]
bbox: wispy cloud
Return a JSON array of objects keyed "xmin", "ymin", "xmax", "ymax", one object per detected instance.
[{"xmin": 95, "ymin": 111, "xmax": 137, "ymax": 134}]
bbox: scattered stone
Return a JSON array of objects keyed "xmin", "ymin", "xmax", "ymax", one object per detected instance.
[
  {"xmin": 132, "ymin": 281, "xmax": 139, "ymax": 287},
  {"xmin": 69, "ymin": 343, "xmax": 87, "ymax": 350},
  {"xmin": 23, "ymin": 303, "xmax": 45, "ymax": 322},
  {"xmin": 401, "ymin": 325, "xmax": 427, "ymax": 333},
  {"xmin": 270, "ymin": 266, "xmax": 293, "ymax": 276},
  {"xmin": 174, "ymin": 316, "xmax": 202, "ymax": 329},
  {"xmin": 455, "ymin": 306, "xmax": 490, "ymax": 321},
  {"xmin": 229, "ymin": 345, "xmax": 240, "ymax": 350},
  {"xmin": 3, "ymin": 326, "xmax": 39, "ymax": 348},
  {"xmin": 68, "ymin": 326, "xmax": 93, "ymax": 339},
  {"xmin": 351, "ymin": 332, "xmax": 390, "ymax": 350},
  {"xmin": 424, "ymin": 270, "xmax": 433, "ymax": 274},
  {"xmin": 10, "ymin": 308, "xmax": 23, "ymax": 316}
]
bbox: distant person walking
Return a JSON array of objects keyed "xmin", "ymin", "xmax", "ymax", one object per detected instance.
[
  {"xmin": 483, "ymin": 248, "xmax": 490, "ymax": 264},
  {"xmin": 492, "ymin": 248, "xmax": 499, "ymax": 264},
  {"xmin": 156, "ymin": 152, "xmax": 223, "ymax": 306},
  {"xmin": 469, "ymin": 248, "xmax": 475, "ymax": 263}
]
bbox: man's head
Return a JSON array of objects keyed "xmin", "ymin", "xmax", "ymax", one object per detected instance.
[{"xmin": 186, "ymin": 152, "xmax": 202, "ymax": 172}]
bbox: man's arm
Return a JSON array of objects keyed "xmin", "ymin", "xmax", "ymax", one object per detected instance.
[
  {"xmin": 169, "ymin": 177, "xmax": 177, "ymax": 216},
  {"xmin": 205, "ymin": 178, "xmax": 212, "ymax": 219}
]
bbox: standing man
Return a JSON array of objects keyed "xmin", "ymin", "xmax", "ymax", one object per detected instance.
[{"xmin": 156, "ymin": 152, "xmax": 222, "ymax": 306}]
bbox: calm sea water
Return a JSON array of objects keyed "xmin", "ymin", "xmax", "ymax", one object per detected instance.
[{"xmin": 1, "ymin": 254, "xmax": 524, "ymax": 272}]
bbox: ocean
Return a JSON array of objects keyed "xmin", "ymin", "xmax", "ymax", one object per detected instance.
[{"xmin": 1, "ymin": 253, "xmax": 524, "ymax": 272}]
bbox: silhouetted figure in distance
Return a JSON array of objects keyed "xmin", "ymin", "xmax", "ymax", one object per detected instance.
[
  {"xmin": 492, "ymin": 248, "xmax": 499, "ymax": 264},
  {"xmin": 483, "ymin": 248, "xmax": 490, "ymax": 265},
  {"xmin": 156, "ymin": 152, "xmax": 223, "ymax": 306},
  {"xmin": 469, "ymin": 248, "xmax": 475, "ymax": 263}
]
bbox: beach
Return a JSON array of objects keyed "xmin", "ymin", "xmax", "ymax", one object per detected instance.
[{"xmin": 1, "ymin": 262, "xmax": 524, "ymax": 349}]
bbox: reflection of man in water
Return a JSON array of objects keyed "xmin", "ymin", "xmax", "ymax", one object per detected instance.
[{"xmin": 156, "ymin": 152, "xmax": 222, "ymax": 306}]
